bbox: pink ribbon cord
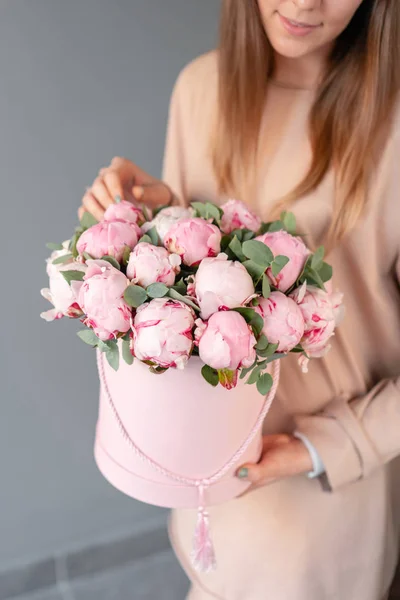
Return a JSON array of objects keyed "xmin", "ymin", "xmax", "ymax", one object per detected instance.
[{"xmin": 97, "ymin": 350, "xmax": 281, "ymax": 572}]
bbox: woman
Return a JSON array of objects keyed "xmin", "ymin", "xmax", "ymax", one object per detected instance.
[{"xmin": 78, "ymin": 1, "xmax": 400, "ymax": 598}]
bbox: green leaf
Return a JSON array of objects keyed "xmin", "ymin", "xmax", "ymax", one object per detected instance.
[
  {"xmin": 243, "ymin": 260, "xmax": 266, "ymax": 281},
  {"xmin": 82, "ymin": 251, "xmax": 94, "ymax": 261},
  {"xmin": 282, "ymin": 211, "xmax": 297, "ymax": 234},
  {"xmin": 52, "ymin": 253, "xmax": 73, "ymax": 265},
  {"xmin": 230, "ymin": 229, "xmax": 244, "ymax": 242},
  {"xmin": 257, "ymin": 373, "xmax": 273, "ymax": 395},
  {"xmin": 271, "ymin": 255, "xmax": 290, "ymax": 277},
  {"xmin": 242, "ymin": 240, "xmax": 274, "ymax": 267},
  {"xmin": 80, "ymin": 212, "xmax": 98, "ymax": 229},
  {"xmin": 191, "ymin": 202, "xmax": 206, "ymax": 218},
  {"xmin": 290, "ymin": 344, "xmax": 304, "ymax": 353},
  {"xmin": 318, "ymin": 262, "xmax": 333, "ymax": 283},
  {"xmin": 122, "ymin": 245, "xmax": 131, "ymax": 265},
  {"xmin": 138, "ymin": 235, "xmax": 152, "ymax": 244},
  {"xmin": 311, "ymin": 246, "xmax": 325, "ymax": 271},
  {"xmin": 171, "ymin": 279, "xmax": 187, "ymax": 295},
  {"xmin": 250, "ymin": 313, "xmax": 264, "ymax": 337},
  {"xmin": 267, "ymin": 220, "xmax": 285, "ymax": 233},
  {"xmin": 255, "ymin": 334, "xmax": 269, "ymax": 351},
  {"xmin": 168, "ymin": 288, "xmax": 199, "ymax": 312},
  {"xmin": 46, "ymin": 242, "xmax": 63, "ymax": 251},
  {"xmin": 101, "ymin": 255, "xmax": 121, "ymax": 270},
  {"xmin": 124, "ymin": 285, "xmax": 148, "ymax": 308},
  {"xmin": 146, "ymin": 227, "xmax": 160, "ymax": 246},
  {"xmin": 232, "ymin": 307, "xmax": 258, "ymax": 323},
  {"xmin": 61, "ymin": 270, "xmax": 85, "ymax": 285},
  {"xmin": 239, "ymin": 359, "xmax": 257, "ymax": 379},
  {"xmin": 77, "ymin": 329, "xmax": 99, "ymax": 346},
  {"xmin": 303, "ymin": 265, "xmax": 326, "ymax": 290},
  {"xmin": 122, "ymin": 338, "xmax": 134, "ymax": 365},
  {"xmin": 228, "ymin": 236, "xmax": 246, "ymax": 261},
  {"xmin": 246, "ymin": 365, "xmax": 264, "ymax": 385},
  {"xmin": 201, "ymin": 364, "xmax": 219, "ymax": 387},
  {"xmin": 242, "ymin": 229, "xmax": 256, "ymax": 242},
  {"xmin": 262, "ymin": 274, "xmax": 271, "ymax": 299},
  {"xmin": 142, "ymin": 205, "xmax": 151, "ymax": 221},
  {"xmin": 256, "ymin": 342, "xmax": 279, "ymax": 358},
  {"xmin": 147, "ymin": 283, "xmax": 169, "ymax": 298},
  {"xmin": 69, "ymin": 232, "xmax": 80, "ymax": 258},
  {"xmin": 105, "ymin": 344, "xmax": 120, "ymax": 371},
  {"xmin": 204, "ymin": 202, "xmax": 222, "ymax": 222}
]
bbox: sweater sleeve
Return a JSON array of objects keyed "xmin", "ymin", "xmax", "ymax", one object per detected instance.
[
  {"xmin": 293, "ymin": 254, "xmax": 400, "ymax": 491},
  {"xmin": 161, "ymin": 72, "xmax": 189, "ymax": 207}
]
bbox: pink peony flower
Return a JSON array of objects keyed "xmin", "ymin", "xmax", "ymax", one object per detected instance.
[
  {"xmin": 257, "ymin": 292, "xmax": 304, "ymax": 352},
  {"xmin": 324, "ymin": 279, "xmax": 345, "ymax": 326},
  {"xmin": 290, "ymin": 284, "xmax": 337, "ymax": 365},
  {"xmin": 132, "ymin": 298, "xmax": 195, "ymax": 369},
  {"xmin": 193, "ymin": 253, "xmax": 255, "ymax": 319},
  {"xmin": 76, "ymin": 220, "xmax": 142, "ymax": 262},
  {"xmin": 164, "ymin": 218, "xmax": 222, "ymax": 267},
  {"xmin": 40, "ymin": 243, "xmax": 86, "ymax": 321},
  {"xmin": 255, "ymin": 230, "xmax": 310, "ymax": 292},
  {"xmin": 195, "ymin": 311, "xmax": 256, "ymax": 373},
  {"xmin": 71, "ymin": 259, "xmax": 131, "ymax": 341},
  {"xmin": 104, "ymin": 200, "xmax": 147, "ymax": 226},
  {"xmin": 126, "ymin": 242, "xmax": 181, "ymax": 288},
  {"xmin": 220, "ymin": 199, "xmax": 261, "ymax": 234},
  {"xmin": 141, "ymin": 206, "xmax": 195, "ymax": 242}
]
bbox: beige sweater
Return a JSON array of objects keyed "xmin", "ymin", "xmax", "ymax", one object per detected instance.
[{"xmin": 162, "ymin": 52, "xmax": 400, "ymax": 600}]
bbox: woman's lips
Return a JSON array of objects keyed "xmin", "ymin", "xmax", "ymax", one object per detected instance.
[{"xmin": 278, "ymin": 13, "xmax": 322, "ymax": 37}]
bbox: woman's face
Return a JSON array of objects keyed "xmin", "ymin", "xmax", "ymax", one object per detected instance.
[{"xmin": 257, "ymin": 0, "xmax": 365, "ymax": 59}]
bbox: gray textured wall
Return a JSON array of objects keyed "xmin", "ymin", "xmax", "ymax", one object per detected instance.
[{"xmin": 0, "ymin": 0, "xmax": 219, "ymax": 569}]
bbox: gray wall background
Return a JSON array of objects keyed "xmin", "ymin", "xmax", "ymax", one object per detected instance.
[{"xmin": 0, "ymin": 0, "xmax": 219, "ymax": 570}]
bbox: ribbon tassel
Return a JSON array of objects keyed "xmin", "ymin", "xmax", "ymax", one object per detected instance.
[{"xmin": 191, "ymin": 482, "xmax": 217, "ymax": 573}]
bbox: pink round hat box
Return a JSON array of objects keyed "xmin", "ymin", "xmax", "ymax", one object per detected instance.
[{"xmin": 94, "ymin": 348, "xmax": 280, "ymax": 509}]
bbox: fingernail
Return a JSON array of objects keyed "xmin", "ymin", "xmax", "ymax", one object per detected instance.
[
  {"xmin": 115, "ymin": 195, "xmax": 122, "ymax": 204},
  {"xmin": 132, "ymin": 185, "xmax": 144, "ymax": 200},
  {"xmin": 237, "ymin": 467, "xmax": 248, "ymax": 479}
]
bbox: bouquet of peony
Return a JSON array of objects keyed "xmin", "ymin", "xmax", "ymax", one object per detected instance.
[{"xmin": 41, "ymin": 198, "xmax": 344, "ymax": 395}]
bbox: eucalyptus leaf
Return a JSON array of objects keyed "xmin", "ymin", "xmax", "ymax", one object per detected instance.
[
  {"xmin": 232, "ymin": 307, "xmax": 257, "ymax": 323},
  {"xmin": 61, "ymin": 270, "xmax": 85, "ymax": 285},
  {"xmin": 147, "ymin": 227, "xmax": 160, "ymax": 246},
  {"xmin": 142, "ymin": 205, "xmax": 152, "ymax": 222},
  {"xmin": 205, "ymin": 202, "xmax": 222, "ymax": 222},
  {"xmin": 246, "ymin": 365, "xmax": 264, "ymax": 385},
  {"xmin": 267, "ymin": 220, "xmax": 285, "ymax": 233},
  {"xmin": 311, "ymin": 246, "xmax": 325, "ymax": 271},
  {"xmin": 250, "ymin": 313, "xmax": 264, "ymax": 337},
  {"xmin": 257, "ymin": 373, "xmax": 273, "ymax": 395},
  {"xmin": 147, "ymin": 282, "xmax": 169, "ymax": 299},
  {"xmin": 101, "ymin": 255, "xmax": 121, "ymax": 270},
  {"xmin": 52, "ymin": 253, "xmax": 73, "ymax": 265},
  {"xmin": 46, "ymin": 242, "xmax": 63, "ymax": 251},
  {"xmin": 230, "ymin": 229, "xmax": 244, "ymax": 242},
  {"xmin": 255, "ymin": 334, "xmax": 269, "ymax": 351},
  {"xmin": 168, "ymin": 288, "xmax": 200, "ymax": 312},
  {"xmin": 201, "ymin": 364, "xmax": 219, "ymax": 387},
  {"xmin": 124, "ymin": 285, "xmax": 148, "ymax": 308},
  {"xmin": 243, "ymin": 260, "xmax": 266, "ymax": 281},
  {"xmin": 271, "ymin": 255, "xmax": 290, "ymax": 277},
  {"xmin": 106, "ymin": 345, "xmax": 120, "ymax": 371},
  {"xmin": 77, "ymin": 329, "xmax": 99, "ymax": 347},
  {"xmin": 242, "ymin": 229, "xmax": 256, "ymax": 242},
  {"xmin": 122, "ymin": 245, "xmax": 132, "ymax": 265},
  {"xmin": 282, "ymin": 211, "xmax": 297, "ymax": 234},
  {"xmin": 138, "ymin": 235, "xmax": 152, "ymax": 244},
  {"xmin": 239, "ymin": 359, "xmax": 257, "ymax": 380},
  {"xmin": 82, "ymin": 252, "xmax": 94, "ymax": 261},
  {"xmin": 262, "ymin": 274, "xmax": 271, "ymax": 299},
  {"xmin": 228, "ymin": 236, "xmax": 246, "ymax": 261},
  {"xmin": 122, "ymin": 339, "xmax": 134, "ymax": 365},
  {"xmin": 80, "ymin": 212, "xmax": 98, "ymax": 229},
  {"xmin": 191, "ymin": 202, "xmax": 206, "ymax": 217},
  {"xmin": 318, "ymin": 262, "xmax": 333, "ymax": 283},
  {"xmin": 242, "ymin": 240, "xmax": 274, "ymax": 267},
  {"xmin": 256, "ymin": 343, "xmax": 279, "ymax": 358}
]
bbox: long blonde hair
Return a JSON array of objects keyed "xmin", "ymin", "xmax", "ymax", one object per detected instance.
[{"xmin": 212, "ymin": 0, "xmax": 400, "ymax": 252}]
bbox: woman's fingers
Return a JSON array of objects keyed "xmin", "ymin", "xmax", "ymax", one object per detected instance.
[
  {"xmin": 132, "ymin": 182, "xmax": 173, "ymax": 208},
  {"xmin": 101, "ymin": 170, "xmax": 126, "ymax": 203},
  {"xmin": 90, "ymin": 176, "xmax": 114, "ymax": 209},
  {"xmin": 82, "ymin": 190, "xmax": 105, "ymax": 221}
]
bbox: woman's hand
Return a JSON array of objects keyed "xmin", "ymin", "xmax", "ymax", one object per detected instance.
[
  {"xmin": 77, "ymin": 157, "xmax": 173, "ymax": 221},
  {"xmin": 236, "ymin": 434, "xmax": 314, "ymax": 493}
]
